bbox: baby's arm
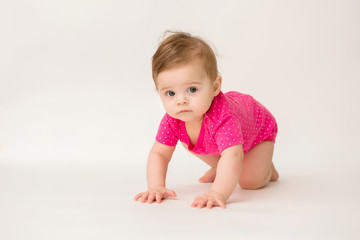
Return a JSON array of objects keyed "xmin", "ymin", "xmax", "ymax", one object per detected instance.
[
  {"xmin": 134, "ymin": 141, "xmax": 177, "ymax": 203},
  {"xmin": 192, "ymin": 145, "xmax": 243, "ymax": 208}
]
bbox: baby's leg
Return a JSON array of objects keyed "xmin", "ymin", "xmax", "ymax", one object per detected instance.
[
  {"xmin": 181, "ymin": 143, "xmax": 220, "ymax": 183},
  {"xmin": 239, "ymin": 141, "xmax": 279, "ymax": 190},
  {"xmin": 194, "ymin": 154, "xmax": 221, "ymax": 183}
]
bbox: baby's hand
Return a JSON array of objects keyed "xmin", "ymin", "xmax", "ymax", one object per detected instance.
[
  {"xmin": 134, "ymin": 186, "xmax": 177, "ymax": 204},
  {"xmin": 191, "ymin": 190, "xmax": 226, "ymax": 209}
]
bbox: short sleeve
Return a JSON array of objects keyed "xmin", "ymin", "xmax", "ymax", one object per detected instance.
[
  {"xmin": 155, "ymin": 114, "xmax": 179, "ymax": 146},
  {"xmin": 214, "ymin": 114, "xmax": 244, "ymax": 153}
]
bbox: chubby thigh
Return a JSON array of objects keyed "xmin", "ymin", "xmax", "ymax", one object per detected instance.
[
  {"xmin": 239, "ymin": 141, "xmax": 275, "ymax": 189},
  {"xmin": 183, "ymin": 141, "xmax": 276, "ymax": 189}
]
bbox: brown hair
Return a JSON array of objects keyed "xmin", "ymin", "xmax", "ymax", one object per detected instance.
[{"xmin": 152, "ymin": 31, "xmax": 218, "ymax": 85}]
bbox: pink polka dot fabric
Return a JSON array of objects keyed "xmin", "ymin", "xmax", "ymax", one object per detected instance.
[{"xmin": 156, "ymin": 91, "xmax": 278, "ymax": 155}]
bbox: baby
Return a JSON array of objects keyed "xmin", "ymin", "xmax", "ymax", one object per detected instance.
[{"xmin": 134, "ymin": 31, "xmax": 279, "ymax": 209}]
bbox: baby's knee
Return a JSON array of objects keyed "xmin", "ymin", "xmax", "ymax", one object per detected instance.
[
  {"xmin": 239, "ymin": 166, "xmax": 273, "ymax": 190},
  {"xmin": 238, "ymin": 176, "xmax": 269, "ymax": 190},
  {"xmin": 239, "ymin": 180, "xmax": 263, "ymax": 190}
]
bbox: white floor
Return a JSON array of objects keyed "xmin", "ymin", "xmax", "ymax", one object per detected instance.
[
  {"xmin": 0, "ymin": 159, "xmax": 359, "ymax": 240},
  {"xmin": 1, "ymin": 0, "xmax": 359, "ymax": 239}
]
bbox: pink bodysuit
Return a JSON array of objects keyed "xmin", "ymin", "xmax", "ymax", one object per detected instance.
[{"xmin": 156, "ymin": 91, "xmax": 278, "ymax": 155}]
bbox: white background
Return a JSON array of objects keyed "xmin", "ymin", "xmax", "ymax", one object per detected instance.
[{"xmin": 1, "ymin": 0, "xmax": 359, "ymax": 239}]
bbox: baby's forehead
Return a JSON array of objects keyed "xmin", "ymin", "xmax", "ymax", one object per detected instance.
[
  {"xmin": 156, "ymin": 60, "xmax": 209, "ymax": 87},
  {"xmin": 157, "ymin": 78, "xmax": 205, "ymax": 91},
  {"xmin": 160, "ymin": 59, "xmax": 206, "ymax": 76}
]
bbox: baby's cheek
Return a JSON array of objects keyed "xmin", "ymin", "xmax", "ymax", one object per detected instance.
[
  {"xmin": 164, "ymin": 104, "xmax": 174, "ymax": 113},
  {"xmin": 200, "ymin": 100, "xmax": 212, "ymax": 113}
]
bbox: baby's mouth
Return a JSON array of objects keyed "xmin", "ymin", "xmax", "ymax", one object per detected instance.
[{"xmin": 178, "ymin": 110, "xmax": 192, "ymax": 114}]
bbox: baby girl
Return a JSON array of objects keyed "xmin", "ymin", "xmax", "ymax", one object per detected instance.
[{"xmin": 134, "ymin": 31, "xmax": 279, "ymax": 209}]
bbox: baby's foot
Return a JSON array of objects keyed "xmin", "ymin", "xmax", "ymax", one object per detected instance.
[
  {"xmin": 199, "ymin": 167, "xmax": 216, "ymax": 183},
  {"xmin": 270, "ymin": 163, "xmax": 279, "ymax": 181}
]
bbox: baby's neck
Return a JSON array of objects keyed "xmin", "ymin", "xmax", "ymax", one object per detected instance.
[{"xmin": 184, "ymin": 115, "xmax": 204, "ymax": 126}]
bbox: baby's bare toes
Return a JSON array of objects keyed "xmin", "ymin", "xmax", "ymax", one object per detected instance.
[{"xmin": 270, "ymin": 163, "xmax": 279, "ymax": 181}]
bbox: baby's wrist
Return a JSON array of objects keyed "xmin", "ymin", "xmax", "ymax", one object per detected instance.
[
  {"xmin": 148, "ymin": 184, "xmax": 166, "ymax": 190},
  {"xmin": 210, "ymin": 189, "xmax": 228, "ymax": 201}
]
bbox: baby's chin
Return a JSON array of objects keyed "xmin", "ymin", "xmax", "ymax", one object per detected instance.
[{"xmin": 171, "ymin": 113, "xmax": 203, "ymax": 123}]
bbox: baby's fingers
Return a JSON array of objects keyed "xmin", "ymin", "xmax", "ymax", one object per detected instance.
[
  {"xmin": 155, "ymin": 192, "xmax": 163, "ymax": 203},
  {"xmin": 192, "ymin": 197, "xmax": 206, "ymax": 208},
  {"xmin": 147, "ymin": 192, "xmax": 156, "ymax": 204},
  {"xmin": 191, "ymin": 196, "xmax": 201, "ymax": 208},
  {"xmin": 134, "ymin": 192, "xmax": 145, "ymax": 201},
  {"xmin": 140, "ymin": 192, "xmax": 149, "ymax": 203},
  {"xmin": 206, "ymin": 199, "xmax": 215, "ymax": 209},
  {"xmin": 165, "ymin": 189, "xmax": 177, "ymax": 198},
  {"xmin": 215, "ymin": 199, "xmax": 226, "ymax": 209},
  {"xmin": 191, "ymin": 199, "xmax": 196, "ymax": 208},
  {"xmin": 191, "ymin": 197, "xmax": 201, "ymax": 208}
]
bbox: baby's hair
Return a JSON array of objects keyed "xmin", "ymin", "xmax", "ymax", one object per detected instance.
[{"xmin": 152, "ymin": 30, "xmax": 219, "ymax": 86}]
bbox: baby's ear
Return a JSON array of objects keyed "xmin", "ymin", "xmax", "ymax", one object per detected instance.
[{"xmin": 214, "ymin": 76, "xmax": 222, "ymax": 96}]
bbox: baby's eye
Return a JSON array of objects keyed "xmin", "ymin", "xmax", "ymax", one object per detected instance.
[
  {"xmin": 166, "ymin": 91, "xmax": 175, "ymax": 97},
  {"xmin": 188, "ymin": 87, "xmax": 197, "ymax": 93}
]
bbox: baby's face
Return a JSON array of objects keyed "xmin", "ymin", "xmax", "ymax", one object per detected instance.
[{"xmin": 156, "ymin": 59, "xmax": 221, "ymax": 123}]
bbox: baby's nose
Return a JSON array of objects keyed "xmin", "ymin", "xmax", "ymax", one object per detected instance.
[{"xmin": 177, "ymin": 95, "xmax": 188, "ymax": 105}]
